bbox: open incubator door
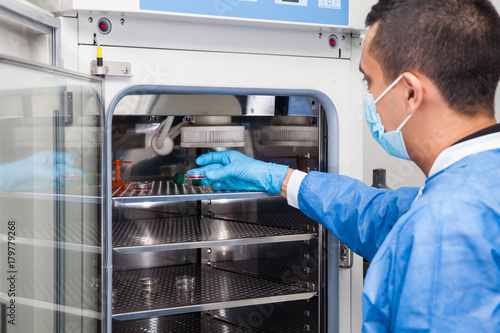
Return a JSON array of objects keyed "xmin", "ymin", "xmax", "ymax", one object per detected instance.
[{"xmin": 0, "ymin": 57, "xmax": 104, "ymax": 333}]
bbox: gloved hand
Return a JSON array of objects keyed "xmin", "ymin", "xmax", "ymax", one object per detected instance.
[
  {"xmin": 192, "ymin": 151, "xmax": 289, "ymax": 194},
  {"xmin": 0, "ymin": 151, "xmax": 83, "ymax": 192}
]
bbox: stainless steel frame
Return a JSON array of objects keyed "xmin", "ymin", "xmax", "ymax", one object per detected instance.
[{"xmin": 105, "ymin": 92, "xmax": 335, "ymax": 332}]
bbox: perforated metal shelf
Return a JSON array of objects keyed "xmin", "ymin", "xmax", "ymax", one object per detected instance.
[
  {"xmin": 112, "ymin": 264, "xmax": 315, "ymax": 321},
  {"xmin": 214, "ymin": 257, "xmax": 318, "ymax": 287},
  {"xmin": 112, "ymin": 313, "xmax": 257, "ymax": 333},
  {"xmin": 113, "ymin": 217, "xmax": 315, "ymax": 253},
  {"xmin": 112, "ymin": 180, "xmax": 272, "ymax": 204},
  {"xmin": 215, "ymin": 210, "xmax": 319, "ymax": 232},
  {"xmin": 212, "ymin": 299, "xmax": 319, "ymax": 333},
  {"xmin": 64, "ymin": 184, "xmax": 102, "ymax": 197}
]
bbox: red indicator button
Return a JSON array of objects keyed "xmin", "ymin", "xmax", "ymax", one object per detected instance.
[
  {"xmin": 97, "ymin": 18, "xmax": 112, "ymax": 35},
  {"xmin": 328, "ymin": 35, "xmax": 338, "ymax": 49}
]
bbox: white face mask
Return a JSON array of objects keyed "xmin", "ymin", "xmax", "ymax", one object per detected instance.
[{"xmin": 364, "ymin": 75, "xmax": 413, "ymax": 160}]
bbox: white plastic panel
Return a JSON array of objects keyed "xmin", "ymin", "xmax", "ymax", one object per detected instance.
[
  {"xmin": 78, "ymin": 12, "xmax": 352, "ymax": 59},
  {"xmin": 58, "ymin": 0, "xmax": 373, "ymax": 30}
]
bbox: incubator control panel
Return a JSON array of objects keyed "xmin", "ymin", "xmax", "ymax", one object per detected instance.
[{"xmin": 140, "ymin": 0, "xmax": 348, "ymax": 26}]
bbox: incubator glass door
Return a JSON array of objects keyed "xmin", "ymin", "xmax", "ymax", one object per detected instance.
[{"xmin": 0, "ymin": 58, "xmax": 103, "ymax": 333}]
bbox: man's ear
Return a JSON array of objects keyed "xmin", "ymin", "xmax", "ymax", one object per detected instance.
[{"xmin": 401, "ymin": 72, "xmax": 423, "ymax": 115}]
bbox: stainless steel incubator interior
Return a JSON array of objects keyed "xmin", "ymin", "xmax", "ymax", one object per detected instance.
[{"xmin": 108, "ymin": 93, "xmax": 329, "ymax": 332}]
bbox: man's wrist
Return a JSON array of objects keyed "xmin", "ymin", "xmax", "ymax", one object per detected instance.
[
  {"xmin": 268, "ymin": 163, "xmax": 290, "ymax": 194},
  {"xmin": 280, "ymin": 168, "xmax": 295, "ymax": 198}
]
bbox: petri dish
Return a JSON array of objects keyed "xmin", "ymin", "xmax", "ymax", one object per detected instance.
[
  {"xmin": 60, "ymin": 170, "xmax": 81, "ymax": 179},
  {"xmin": 133, "ymin": 181, "xmax": 153, "ymax": 191},
  {"xmin": 175, "ymin": 275, "xmax": 196, "ymax": 292},
  {"xmin": 139, "ymin": 277, "xmax": 159, "ymax": 292},
  {"xmin": 186, "ymin": 170, "xmax": 207, "ymax": 179}
]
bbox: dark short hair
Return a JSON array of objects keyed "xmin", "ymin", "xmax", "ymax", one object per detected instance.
[{"xmin": 366, "ymin": 0, "xmax": 500, "ymax": 117}]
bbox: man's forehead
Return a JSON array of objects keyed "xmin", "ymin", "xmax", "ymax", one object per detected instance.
[
  {"xmin": 364, "ymin": 23, "xmax": 378, "ymax": 55},
  {"xmin": 360, "ymin": 24, "xmax": 382, "ymax": 77}
]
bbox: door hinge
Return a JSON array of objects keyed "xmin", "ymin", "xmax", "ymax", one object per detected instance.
[
  {"xmin": 339, "ymin": 242, "xmax": 353, "ymax": 270},
  {"xmin": 61, "ymin": 91, "xmax": 73, "ymax": 125}
]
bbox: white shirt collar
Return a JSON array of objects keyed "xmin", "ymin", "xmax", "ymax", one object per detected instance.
[{"xmin": 428, "ymin": 131, "xmax": 500, "ymax": 177}]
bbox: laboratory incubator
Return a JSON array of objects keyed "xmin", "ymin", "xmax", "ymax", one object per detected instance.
[{"xmin": 0, "ymin": 0, "xmax": 372, "ymax": 332}]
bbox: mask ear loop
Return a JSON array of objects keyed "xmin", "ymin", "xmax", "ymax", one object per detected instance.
[
  {"xmin": 374, "ymin": 75, "xmax": 404, "ymax": 104},
  {"xmin": 396, "ymin": 113, "xmax": 413, "ymax": 132}
]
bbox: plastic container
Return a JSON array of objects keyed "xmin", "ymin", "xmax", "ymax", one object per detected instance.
[
  {"xmin": 186, "ymin": 170, "xmax": 207, "ymax": 180},
  {"xmin": 175, "ymin": 275, "xmax": 196, "ymax": 292},
  {"xmin": 139, "ymin": 277, "xmax": 159, "ymax": 292}
]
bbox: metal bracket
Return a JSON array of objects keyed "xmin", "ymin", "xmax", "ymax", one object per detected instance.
[
  {"xmin": 90, "ymin": 60, "xmax": 132, "ymax": 77},
  {"xmin": 62, "ymin": 91, "xmax": 73, "ymax": 125},
  {"xmin": 339, "ymin": 242, "xmax": 353, "ymax": 270}
]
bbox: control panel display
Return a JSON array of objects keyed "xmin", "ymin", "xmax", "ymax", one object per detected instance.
[
  {"xmin": 275, "ymin": 0, "xmax": 308, "ymax": 7},
  {"xmin": 140, "ymin": 0, "xmax": 348, "ymax": 26}
]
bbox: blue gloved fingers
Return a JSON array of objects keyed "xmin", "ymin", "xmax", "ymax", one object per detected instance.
[
  {"xmin": 195, "ymin": 151, "xmax": 242, "ymax": 166},
  {"xmin": 34, "ymin": 151, "xmax": 77, "ymax": 166},
  {"xmin": 39, "ymin": 152, "xmax": 80, "ymax": 187},
  {"xmin": 195, "ymin": 151, "xmax": 226, "ymax": 166},
  {"xmin": 194, "ymin": 151, "xmax": 288, "ymax": 194},
  {"xmin": 55, "ymin": 164, "xmax": 83, "ymax": 176},
  {"xmin": 210, "ymin": 179, "xmax": 244, "ymax": 191},
  {"xmin": 188, "ymin": 164, "xmax": 223, "ymax": 187},
  {"xmin": 201, "ymin": 178, "xmax": 213, "ymax": 187},
  {"xmin": 210, "ymin": 178, "xmax": 265, "ymax": 192},
  {"xmin": 53, "ymin": 152, "xmax": 81, "ymax": 187},
  {"xmin": 55, "ymin": 151, "xmax": 77, "ymax": 166},
  {"xmin": 211, "ymin": 181, "xmax": 225, "ymax": 191},
  {"xmin": 204, "ymin": 164, "xmax": 234, "ymax": 181},
  {"xmin": 188, "ymin": 163, "xmax": 224, "ymax": 174}
]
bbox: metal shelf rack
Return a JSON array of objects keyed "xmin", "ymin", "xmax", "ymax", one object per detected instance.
[
  {"xmin": 212, "ymin": 298, "xmax": 319, "ymax": 333},
  {"xmin": 110, "ymin": 180, "xmax": 321, "ymax": 330},
  {"xmin": 214, "ymin": 257, "xmax": 319, "ymax": 288},
  {"xmin": 112, "ymin": 312, "xmax": 257, "ymax": 333},
  {"xmin": 112, "ymin": 264, "xmax": 316, "ymax": 321},
  {"xmin": 112, "ymin": 181, "xmax": 273, "ymax": 204},
  {"xmin": 112, "ymin": 216, "xmax": 315, "ymax": 253}
]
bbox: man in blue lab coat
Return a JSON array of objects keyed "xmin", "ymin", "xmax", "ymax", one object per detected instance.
[{"xmin": 191, "ymin": 0, "xmax": 500, "ymax": 331}]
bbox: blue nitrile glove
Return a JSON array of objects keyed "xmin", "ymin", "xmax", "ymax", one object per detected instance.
[
  {"xmin": 192, "ymin": 151, "xmax": 289, "ymax": 194},
  {"xmin": 0, "ymin": 151, "xmax": 83, "ymax": 192}
]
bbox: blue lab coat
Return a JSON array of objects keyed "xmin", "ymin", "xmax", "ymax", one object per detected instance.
[{"xmin": 297, "ymin": 149, "xmax": 500, "ymax": 332}]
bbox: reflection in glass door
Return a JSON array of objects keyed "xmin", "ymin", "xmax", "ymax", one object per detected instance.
[{"xmin": 0, "ymin": 58, "xmax": 103, "ymax": 333}]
